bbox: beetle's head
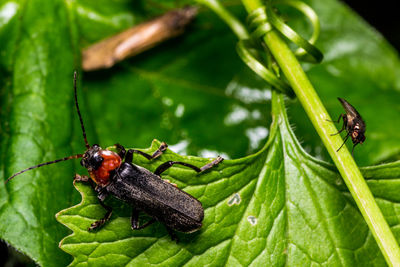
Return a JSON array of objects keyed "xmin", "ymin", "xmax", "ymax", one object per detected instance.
[
  {"xmin": 80, "ymin": 144, "xmax": 103, "ymax": 172},
  {"xmin": 80, "ymin": 144, "xmax": 122, "ymax": 186}
]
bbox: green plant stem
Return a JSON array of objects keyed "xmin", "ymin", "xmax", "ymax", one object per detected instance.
[
  {"xmin": 197, "ymin": 0, "xmax": 249, "ymax": 39},
  {"xmin": 240, "ymin": 0, "xmax": 400, "ymax": 265}
]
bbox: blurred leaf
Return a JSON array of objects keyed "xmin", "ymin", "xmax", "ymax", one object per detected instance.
[{"xmin": 79, "ymin": 3, "xmax": 269, "ymax": 159}]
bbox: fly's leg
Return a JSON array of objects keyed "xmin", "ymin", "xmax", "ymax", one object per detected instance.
[
  {"xmin": 327, "ymin": 113, "xmax": 344, "ymax": 123},
  {"xmin": 130, "ymin": 207, "xmax": 156, "ymax": 230},
  {"xmin": 336, "ymin": 134, "xmax": 350, "ymax": 152},
  {"xmin": 328, "ymin": 114, "xmax": 346, "ymax": 135},
  {"xmin": 154, "ymin": 156, "xmax": 223, "ymax": 176},
  {"xmin": 351, "ymin": 143, "xmax": 359, "ymax": 157}
]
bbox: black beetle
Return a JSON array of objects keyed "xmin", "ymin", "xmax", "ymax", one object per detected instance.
[
  {"xmin": 330, "ymin": 97, "xmax": 366, "ymax": 155},
  {"xmin": 5, "ymin": 72, "xmax": 223, "ymax": 239}
]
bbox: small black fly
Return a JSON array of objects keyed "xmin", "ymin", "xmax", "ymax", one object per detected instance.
[{"xmin": 330, "ymin": 97, "xmax": 366, "ymax": 155}]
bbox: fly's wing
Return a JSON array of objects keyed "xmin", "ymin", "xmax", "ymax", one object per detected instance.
[{"xmin": 337, "ymin": 98, "xmax": 365, "ymax": 125}]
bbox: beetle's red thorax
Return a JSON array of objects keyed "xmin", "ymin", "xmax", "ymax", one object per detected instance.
[{"xmin": 90, "ymin": 150, "xmax": 122, "ymax": 186}]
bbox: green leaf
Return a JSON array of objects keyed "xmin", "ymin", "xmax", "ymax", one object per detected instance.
[
  {"xmin": 57, "ymin": 94, "xmax": 400, "ymax": 266},
  {"xmin": 0, "ymin": 0, "xmax": 78, "ymax": 266}
]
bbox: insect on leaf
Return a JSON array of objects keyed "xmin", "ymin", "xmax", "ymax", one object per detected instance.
[{"xmin": 56, "ymin": 94, "xmax": 400, "ymax": 266}]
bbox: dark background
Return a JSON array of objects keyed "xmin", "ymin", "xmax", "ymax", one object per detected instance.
[
  {"xmin": 344, "ymin": 1, "xmax": 400, "ymax": 49},
  {"xmin": 1, "ymin": 1, "xmax": 399, "ymax": 266}
]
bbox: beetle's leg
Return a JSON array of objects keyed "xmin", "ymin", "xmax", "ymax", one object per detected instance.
[
  {"xmin": 166, "ymin": 227, "xmax": 179, "ymax": 243},
  {"xmin": 198, "ymin": 156, "xmax": 224, "ymax": 172},
  {"xmin": 336, "ymin": 134, "xmax": 350, "ymax": 152},
  {"xmin": 89, "ymin": 196, "xmax": 113, "ymax": 231},
  {"xmin": 72, "ymin": 174, "xmax": 112, "ymax": 231},
  {"xmin": 155, "ymin": 161, "xmax": 201, "ymax": 176},
  {"xmin": 125, "ymin": 142, "xmax": 168, "ymax": 162},
  {"xmin": 154, "ymin": 156, "xmax": 223, "ymax": 176},
  {"xmin": 73, "ymin": 174, "xmax": 98, "ymax": 189},
  {"xmin": 95, "ymin": 186, "xmax": 109, "ymax": 202},
  {"xmin": 131, "ymin": 207, "xmax": 156, "ymax": 230},
  {"xmin": 73, "ymin": 174, "xmax": 90, "ymax": 183},
  {"xmin": 114, "ymin": 143, "xmax": 126, "ymax": 159},
  {"xmin": 135, "ymin": 219, "xmax": 156, "ymax": 230},
  {"xmin": 131, "ymin": 207, "xmax": 140, "ymax": 229},
  {"xmin": 150, "ymin": 142, "xmax": 168, "ymax": 159}
]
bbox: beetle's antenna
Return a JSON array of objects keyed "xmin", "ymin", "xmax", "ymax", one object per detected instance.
[
  {"xmin": 74, "ymin": 71, "xmax": 90, "ymax": 149},
  {"xmin": 5, "ymin": 154, "xmax": 83, "ymax": 184}
]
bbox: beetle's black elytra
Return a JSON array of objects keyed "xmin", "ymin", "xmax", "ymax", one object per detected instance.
[
  {"xmin": 329, "ymin": 97, "xmax": 366, "ymax": 155},
  {"xmin": 5, "ymin": 72, "xmax": 223, "ymax": 240}
]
